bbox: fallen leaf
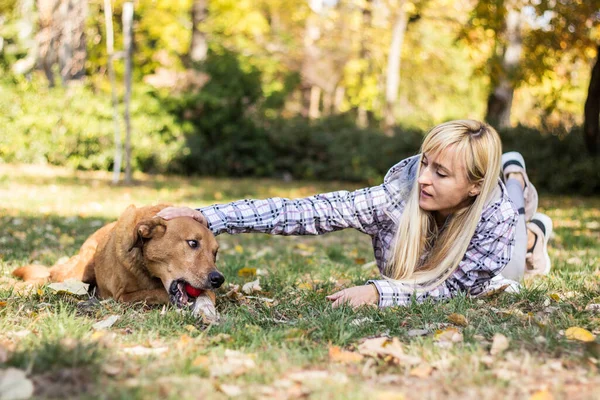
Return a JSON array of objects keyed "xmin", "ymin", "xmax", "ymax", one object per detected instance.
[
  {"xmin": 234, "ymin": 245, "xmax": 244, "ymax": 254},
  {"xmin": 47, "ymin": 279, "xmax": 89, "ymax": 296},
  {"xmin": 585, "ymin": 303, "xmax": 600, "ymax": 313},
  {"xmin": 549, "ymin": 293, "xmax": 560, "ymax": 301},
  {"xmin": 490, "ymin": 333, "xmax": 510, "ymax": 355},
  {"xmin": 434, "ymin": 328, "xmax": 463, "ymax": 344},
  {"xmin": 121, "ymin": 346, "xmax": 169, "ymax": 356},
  {"xmin": 192, "ymin": 294, "xmax": 219, "ymax": 323},
  {"xmin": 0, "ymin": 368, "xmax": 34, "ymax": 400},
  {"xmin": 297, "ymin": 282, "xmax": 313, "ymax": 290},
  {"xmin": 242, "ymin": 278, "xmax": 261, "ymax": 294},
  {"xmin": 328, "ymin": 346, "xmax": 364, "ymax": 363},
  {"xmin": 410, "ymin": 363, "xmax": 433, "ymax": 378},
  {"xmin": 237, "ymin": 267, "xmax": 256, "ymax": 277},
  {"xmin": 358, "ymin": 337, "xmax": 421, "ymax": 365},
  {"xmin": 565, "ymin": 327, "xmax": 596, "ymax": 342},
  {"xmin": 407, "ymin": 329, "xmax": 429, "ymax": 337},
  {"xmin": 92, "ymin": 315, "xmax": 120, "ymax": 331},
  {"xmin": 218, "ymin": 384, "xmax": 243, "ymax": 397},
  {"xmin": 287, "ymin": 370, "xmax": 348, "ymax": 384},
  {"xmin": 529, "ymin": 389, "xmax": 554, "ymax": 400},
  {"xmin": 0, "ymin": 301, "xmax": 6, "ymax": 307},
  {"xmin": 210, "ymin": 350, "xmax": 256, "ymax": 377},
  {"xmin": 447, "ymin": 313, "xmax": 468, "ymax": 327}
]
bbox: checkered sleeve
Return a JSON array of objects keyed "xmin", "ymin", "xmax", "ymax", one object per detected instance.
[
  {"xmin": 197, "ymin": 185, "xmax": 389, "ymax": 237},
  {"xmin": 367, "ymin": 198, "xmax": 518, "ymax": 307}
]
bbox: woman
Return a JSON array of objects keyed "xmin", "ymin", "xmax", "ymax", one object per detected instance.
[{"xmin": 158, "ymin": 120, "xmax": 553, "ymax": 308}]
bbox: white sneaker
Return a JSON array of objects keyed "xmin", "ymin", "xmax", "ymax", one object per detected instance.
[{"xmin": 525, "ymin": 213, "xmax": 553, "ymax": 276}]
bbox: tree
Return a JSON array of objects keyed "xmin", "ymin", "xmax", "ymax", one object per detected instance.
[
  {"xmin": 527, "ymin": 0, "xmax": 600, "ymax": 155},
  {"xmin": 190, "ymin": 0, "xmax": 208, "ymax": 63}
]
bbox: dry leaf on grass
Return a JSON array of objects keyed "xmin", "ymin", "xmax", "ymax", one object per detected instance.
[
  {"xmin": 237, "ymin": 267, "xmax": 256, "ymax": 277},
  {"xmin": 410, "ymin": 363, "xmax": 433, "ymax": 378},
  {"xmin": 529, "ymin": 389, "xmax": 554, "ymax": 400},
  {"xmin": 287, "ymin": 370, "xmax": 349, "ymax": 384},
  {"xmin": 47, "ymin": 279, "xmax": 89, "ymax": 296},
  {"xmin": 565, "ymin": 327, "xmax": 596, "ymax": 342},
  {"xmin": 0, "ymin": 368, "xmax": 34, "ymax": 400},
  {"xmin": 210, "ymin": 350, "xmax": 256, "ymax": 377},
  {"xmin": 121, "ymin": 346, "xmax": 169, "ymax": 356},
  {"xmin": 217, "ymin": 384, "xmax": 243, "ymax": 397},
  {"xmin": 447, "ymin": 313, "xmax": 468, "ymax": 327},
  {"xmin": 92, "ymin": 315, "xmax": 119, "ymax": 331},
  {"xmin": 192, "ymin": 294, "xmax": 219, "ymax": 323},
  {"xmin": 434, "ymin": 328, "xmax": 463, "ymax": 348},
  {"xmin": 490, "ymin": 333, "xmax": 510, "ymax": 355},
  {"xmin": 358, "ymin": 337, "xmax": 421, "ymax": 365},
  {"xmin": 242, "ymin": 278, "xmax": 262, "ymax": 294},
  {"xmin": 585, "ymin": 303, "xmax": 600, "ymax": 313},
  {"xmin": 328, "ymin": 346, "xmax": 364, "ymax": 363}
]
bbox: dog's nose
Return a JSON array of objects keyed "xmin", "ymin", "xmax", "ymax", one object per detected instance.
[{"xmin": 208, "ymin": 271, "xmax": 225, "ymax": 288}]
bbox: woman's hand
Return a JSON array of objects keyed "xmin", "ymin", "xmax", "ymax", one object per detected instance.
[
  {"xmin": 326, "ymin": 285, "xmax": 379, "ymax": 309},
  {"xmin": 156, "ymin": 206, "xmax": 207, "ymax": 226}
]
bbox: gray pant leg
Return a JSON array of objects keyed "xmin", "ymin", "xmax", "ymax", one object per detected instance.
[{"xmin": 502, "ymin": 179, "xmax": 527, "ymax": 281}]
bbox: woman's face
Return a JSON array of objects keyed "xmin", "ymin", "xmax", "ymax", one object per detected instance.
[{"xmin": 417, "ymin": 146, "xmax": 480, "ymax": 222}]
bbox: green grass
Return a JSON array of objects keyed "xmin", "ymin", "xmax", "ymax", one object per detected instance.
[{"xmin": 1, "ymin": 164, "xmax": 599, "ymax": 399}]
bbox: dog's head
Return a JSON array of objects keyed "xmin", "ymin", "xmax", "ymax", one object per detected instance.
[{"xmin": 128, "ymin": 214, "xmax": 224, "ymax": 307}]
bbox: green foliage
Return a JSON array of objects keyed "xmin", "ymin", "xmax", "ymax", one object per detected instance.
[
  {"xmin": 0, "ymin": 76, "xmax": 190, "ymax": 173},
  {"xmin": 500, "ymin": 125, "xmax": 600, "ymax": 195}
]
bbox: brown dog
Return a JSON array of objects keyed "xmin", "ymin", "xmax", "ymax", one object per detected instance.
[{"xmin": 12, "ymin": 204, "xmax": 224, "ymax": 308}]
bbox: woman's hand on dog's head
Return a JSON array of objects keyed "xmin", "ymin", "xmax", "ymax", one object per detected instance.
[{"xmin": 156, "ymin": 206, "xmax": 208, "ymax": 226}]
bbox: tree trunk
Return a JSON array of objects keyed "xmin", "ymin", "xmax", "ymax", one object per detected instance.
[
  {"xmin": 190, "ymin": 0, "xmax": 208, "ymax": 63},
  {"xmin": 123, "ymin": 2, "xmax": 134, "ymax": 184},
  {"xmin": 384, "ymin": 2, "xmax": 408, "ymax": 134},
  {"xmin": 104, "ymin": 0, "xmax": 122, "ymax": 184},
  {"xmin": 309, "ymin": 85, "xmax": 321, "ymax": 119},
  {"xmin": 355, "ymin": 0, "xmax": 372, "ymax": 128},
  {"xmin": 58, "ymin": 0, "xmax": 87, "ymax": 83},
  {"xmin": 583, "ymin": 45, "xmax": 600, "ymax": 156},
  {"xmin": 485, "ymin": 7, "xmax": 522, "ymax": 129}
]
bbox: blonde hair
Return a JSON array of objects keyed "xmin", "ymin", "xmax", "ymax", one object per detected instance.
[{"xmin": 384, "ymin": 120, "xmax": 502, "ymax": 291}]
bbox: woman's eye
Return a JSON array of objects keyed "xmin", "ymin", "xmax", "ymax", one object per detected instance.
[
  {"xmin": 187, "ymin": 240, "xmax": 199, "ymax": 249},
  {"xmin": 437, "ymin": 171, "xmax": 447, "ymax": 178}
]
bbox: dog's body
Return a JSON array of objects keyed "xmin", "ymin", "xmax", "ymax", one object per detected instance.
[{"xmin": 13, "ymin": 204, "xmax": 223, "ymax": 306}]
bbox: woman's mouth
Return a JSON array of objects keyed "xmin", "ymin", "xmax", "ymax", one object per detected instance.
[{"xmin": 420, "ymin": 189, "xmax": 432, "ymax": 198}]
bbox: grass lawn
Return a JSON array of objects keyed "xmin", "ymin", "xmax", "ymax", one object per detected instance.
[{"xmin": 1, "ymin": 164, "xmax": 599, "ymax": 399}]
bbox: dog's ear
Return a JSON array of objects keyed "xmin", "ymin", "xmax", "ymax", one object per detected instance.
[{"xmin": 130, "ymin": 219, "xmax": 166, "ymax": 251}]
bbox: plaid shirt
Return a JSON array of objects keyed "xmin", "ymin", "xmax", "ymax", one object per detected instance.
[{"xmin": 199, "ymin": 155, "xmax": 518, "ymax": 307}]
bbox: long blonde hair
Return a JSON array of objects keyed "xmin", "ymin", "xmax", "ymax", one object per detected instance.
[{"xmin": 384, "ymin": 120, "xmax": 502, "ymax": 291}]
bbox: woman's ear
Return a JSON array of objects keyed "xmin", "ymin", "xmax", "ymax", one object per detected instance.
[{"xmin": 468, "ymin": 181, "xmax": 483, "ymax": 197}]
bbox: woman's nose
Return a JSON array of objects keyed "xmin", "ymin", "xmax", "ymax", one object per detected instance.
[{"xmin": 418, "ymin": 167, "xmax": 432, "ymax": 185}]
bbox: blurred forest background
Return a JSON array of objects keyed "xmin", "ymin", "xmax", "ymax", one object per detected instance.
[{"xmin": 0, "ymin": 0, "xmax": 599, "ymax": 194}]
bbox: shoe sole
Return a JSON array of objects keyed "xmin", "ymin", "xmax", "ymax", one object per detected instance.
[{"xmin": 531, "ymin": 212, "xmax": 553, "ymax": 275}]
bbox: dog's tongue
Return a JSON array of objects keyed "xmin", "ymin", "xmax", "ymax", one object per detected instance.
[{"xmin": 185, "ymin": 283, "xmax": 203, "ymax": 298}]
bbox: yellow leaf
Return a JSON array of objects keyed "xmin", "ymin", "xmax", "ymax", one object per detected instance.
[
  {"xmin": 184, "ymin": 325, "xmax": 197, "ymax": 333},
  {"xmin": 297, "ymin": 282, "xmax": 313, "ymax": 290},
  {"xmin": 329, "ymin": 346, "xmax": 364, "ymax": 363},
  {"xmin": 0, "ymin": 301, "xmax": 6, "ymax": 307},
  {"xmin": 37, "ymin": 288, "xmax": 43, "ymax": 296},
  {"xmin": 434, "ymin": 327, "xmax": 463, "ymax": 343},
  {"xmin": 565, "ymin": 327, "xmax": 596, "ymax": 342},
  {"xmin": 549, "ymin": 293, "xmax": 560, "ymax": 301},
  {"xmin": 448, "ymin": 313, "xmax": 468, "ymax": 327},
  {"xmin": 192, "ymin": 355, "xmax": 210, "ymax": 366},
  {"xmin": 237, "ymin": 267, "xmax": 256, "ymax": 277},
  {"xmin": 529, "ymin": 389, "xmax": 554, "ymax": 400},
  {"xmin": 354, "ymin": 258, "xmax": 366, "ymax": 265},
  {"xmin": 410, "ymin": 363, "xmax": 433, "ymax": 378},
  {"xmin": 234, "ymin": 245, "xmax": 244, "ymax": 254}
]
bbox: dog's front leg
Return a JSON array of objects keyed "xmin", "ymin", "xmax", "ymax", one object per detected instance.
[{"xmin": 118, "ymin": 289, "xmax": 170, "ymax": 305}]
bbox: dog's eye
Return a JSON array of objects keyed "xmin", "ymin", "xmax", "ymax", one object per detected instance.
[{"xmin": 187, "ymin": 240, "xmax": 199, "ymax": 249}]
